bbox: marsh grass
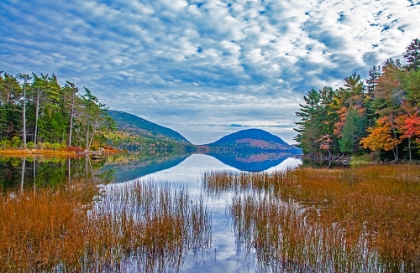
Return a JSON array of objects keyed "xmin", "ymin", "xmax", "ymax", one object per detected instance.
[
  {"xmin": 0, "ymin": 180, "xmax": 211, "ymax": 272},
  {"xmin": 204, "ymin": 165, "xmax": 420, "ymax": 272},
  {"xmin": 92, "ymin": 181, "xmax": 212, "ymax": 272}
]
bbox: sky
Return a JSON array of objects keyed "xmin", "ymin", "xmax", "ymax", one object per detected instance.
[{"xmin": 1, "ymin": 0, "xmax": 420, "ymax": 145}]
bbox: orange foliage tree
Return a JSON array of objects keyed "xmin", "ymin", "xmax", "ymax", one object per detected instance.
[
  {"xmin": 316, "ymin": 134, "xmax": 333, "ymax": 157},
  {"xmin": 360, "ymin": 117, "xmax": 402, "ymax": 160},
  {"xmin": 397, "ymin": 108, "xmax": 420, "ymax": 161}
]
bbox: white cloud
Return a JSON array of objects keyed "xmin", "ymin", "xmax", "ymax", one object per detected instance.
[{"xmin": 1, "ymin": 0, "xmax": 419, "ymax": 143}]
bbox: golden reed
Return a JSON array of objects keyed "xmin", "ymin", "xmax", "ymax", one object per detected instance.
[
  {"xmin": 204, "ymin": 164, "xmax": 420, "ymax": 272},
  {"xmin": 0, "ymin": 180, "xmax": 211, "ymax": 272}
]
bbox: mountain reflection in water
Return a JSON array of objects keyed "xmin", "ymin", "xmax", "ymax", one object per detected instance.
[
  {"xmin": 0, "ymin": 151, "xmax": 301, "ymax": 189},
  {"xmin": 114, "ymin": 152, "xmax": 302, "ymax": 273},
  {"xmin": 0, "ymin": 151, "xmax": 302, "ymax": 273},
  {"xmin": 103, "ymin": 151, "xmax": 301, "ymax": 183},
  {"xmin": 208, "ymin": 152, "xmax": 297, "ymax": 172}
]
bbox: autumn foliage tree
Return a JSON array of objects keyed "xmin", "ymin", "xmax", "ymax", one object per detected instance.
[
  {"xmin": 295, "ymin": 38, "xmax": 420, "ymax": 161},
  {"xmin": 316, "ymin": 134, "xmax": 333, "ymax": 157},
  {"xmin": 360, "ymin": 117, "xmax": 402, "ymax": 160}
]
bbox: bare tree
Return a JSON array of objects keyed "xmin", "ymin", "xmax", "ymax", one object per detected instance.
[{"xmin": 16, "ymin": 73, "xmax": 32, "ymax": 147}]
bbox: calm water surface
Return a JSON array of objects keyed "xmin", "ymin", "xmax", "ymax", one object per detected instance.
[
  {"xmin": 105, "ymin": 153, "xmax": 302, "ymax": 272},
  {"xmin": 0, "ymin": 152, "xmax": 301, "ymax": 272}
]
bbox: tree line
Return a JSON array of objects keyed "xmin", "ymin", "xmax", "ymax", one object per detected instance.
[
  {"xmin": 0, "ymin": 72, "xmax": 115, "ymax": 150},
  {"xmin": 295, "ymin": 38, "xmax": 420, "ymax": 161}
]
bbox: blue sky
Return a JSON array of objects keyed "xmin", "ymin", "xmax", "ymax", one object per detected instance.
[{"xmin": 1, "ymin": 0, "xmax": 420, "ymax": 144}]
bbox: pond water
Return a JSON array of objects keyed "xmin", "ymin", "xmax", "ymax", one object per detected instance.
[
  {"xmin": 106, "ymin": 153, "xmax": 301, "ymax": 272},
  {"xmin": 3, "ymin": 152, "xmax": 418, "ymax": 272},
  {"xmin": 0, "ymin": 151, "xmax": 302, "ymax": 272}
]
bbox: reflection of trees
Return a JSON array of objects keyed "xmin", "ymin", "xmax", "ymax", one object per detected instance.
[
  {"xmin": 102, "ymin": 152, "xmax": 191, "ymax": 183},
  {"xmin": 0, "ymin": 156, "xmax": 114, "ymax": 191},
  {"xmin": 20, "ymin": 159, "xmax": 25, "ymax": 194}
]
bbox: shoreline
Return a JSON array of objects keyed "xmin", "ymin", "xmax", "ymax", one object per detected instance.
[{"xmin": 0, "ymin": 148, "xmax": 125, "ymax": 157}]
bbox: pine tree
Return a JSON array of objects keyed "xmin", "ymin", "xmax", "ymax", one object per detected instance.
[{"xmin": 404, "ymin": 38, "xmax": 420, "ymax": 71}]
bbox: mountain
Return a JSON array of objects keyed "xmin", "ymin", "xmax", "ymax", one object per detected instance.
[
  {"xmin": 106, "ymin": 111, "xmax": 300, "ymax": 154},
  {"xmin": 107, "ymin": 110, "xmax": 190, "ymax": 144},
  {"xmin": 204, "ymin": 128, "xmax": 301, "ymax": 152}
]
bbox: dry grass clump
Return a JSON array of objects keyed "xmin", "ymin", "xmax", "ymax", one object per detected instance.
[
  {"xmin": 230, "ymin": 192, "xmax": 380, "ymax": 272},
  {"xmin": 0, "ymin": 180, "xmax": 211, "ymax": 272},
  {"xmin": 0, "ymin": 183, "xmax": 96, "ymax": 272},
  {"xmin": 92, "ymin": 181, "xmax": 212, "ymax": 272},
  {"xmin": 204, "ymin": 164, "xmax": 420, "ymax": 272}
]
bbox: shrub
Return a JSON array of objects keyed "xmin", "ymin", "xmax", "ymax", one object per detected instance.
[
  {"xmin": 0, "ymin": 139, "xmax": 11, "ymax": 149},
  {"xmin": 51, "ymin": 143, "xmax": 61, "ymax": 150},
  {"xmin": 90, "ymin": 144, "xmax": 98, "ymax": 151},
  {"xmin": 11, "ymin": 136, "xmax": 22, "ymax": 148},
  {"xmin": 40, "ymin": 142, "xmax": 56, "ymax": 150}
]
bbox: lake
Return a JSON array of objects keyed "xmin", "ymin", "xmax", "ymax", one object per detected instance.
[
  {"xmin": 121, "ymin": 154, "xmax": 302, "ymax": 272},
  {"xmin": 2, "ymin": 152, "xmax": 419, "ymax": 272},
  {"xmin": 0, "ymin": 151, "xmax": 301, "ymax": 272}
]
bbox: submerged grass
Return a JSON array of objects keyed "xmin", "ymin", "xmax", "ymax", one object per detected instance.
[
  {"xmin": 204, "ymin": 165, "xmax": 420, "ymax": 272},
  {"xmin": 0, "ymin": 180, "xmax": 211, "ymax": 272}
]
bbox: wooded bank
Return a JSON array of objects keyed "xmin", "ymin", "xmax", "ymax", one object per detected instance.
[{"xmin": 295, "ymin": 38, "xmax": 420, "ymax": 162}]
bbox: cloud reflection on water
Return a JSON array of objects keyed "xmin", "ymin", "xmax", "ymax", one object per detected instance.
[{"xmin": 107, "ymin": 153, "xmax": 301, "ymax": 272}]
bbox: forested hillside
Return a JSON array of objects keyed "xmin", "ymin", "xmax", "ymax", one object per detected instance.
[
  {"xmin": 106, "ymin": 110, "xmax": 192, "ymax": 150},
  {"xmin": 295, "ymin": 38, "xmax": 420, "ymax": 161},
  {"xmin": 0, "ymin": 72, "xmax": 113, "ymax": 150},
  {"xmin": 107, "ymin": 110, "xmax": 189, "ymax": 143}
]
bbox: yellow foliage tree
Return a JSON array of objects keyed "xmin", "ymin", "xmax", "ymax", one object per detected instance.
[{"xmin": 360, "ymin": 117, "xmax": 402, "ymax": 160}]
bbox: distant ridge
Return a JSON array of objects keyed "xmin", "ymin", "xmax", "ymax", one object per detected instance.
[
  {"xmin": 204, "ymin": 128, "xmax": 301, "ymax": 152},
  {"xmin": 107, "ymin": 110, "xmax": 190, "ymax": 143},
  {"xmin": 107, "ymin": 111, "xmax": 300, "ymax": 153}
]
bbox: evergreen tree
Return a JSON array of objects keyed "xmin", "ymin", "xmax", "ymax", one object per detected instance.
[
  {"xmin": 366, "ymin": 65, "xmax": 381, "ymax": 99},
  {"xmin": 338, "ymin": 107, "xmax": 364, "ymax": 154},
  {"xmin": 0, "ymin": 70, "xmax": 113, "ymax": 149},
  {"xmin": 1, "ymin": 73, "xmax": 22, "ymax": 141},
  {"xmin": 404, "ymin": 38, "xmax": 420, "ymax": 71},
  {"xmin": 294, "ymin": 89, "xmax": 322, "ymax": 155}
]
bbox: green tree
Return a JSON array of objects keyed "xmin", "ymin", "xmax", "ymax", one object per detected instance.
[
  {"xmin": 0, "ymin": 73, "xmax": 22, "ymax": 140},
  {"xmin": 294, "ymin": 89, "xmax": 322, "ymax": 155},
  {"xmin": 402, "ymin": 69, "xmax": 420, "ymax": 107},
  {"xmin": 404, "ymin": 38, "xmax": 420, "ymax": 71},
  {"xmin": 366, "ymin": 65, "xmax": 381, "ymax": 97},
  {"xmin": 62, "ymin": 81, "xmax": 79, "ymax": 146},
  {"xmin": 344, "ymin": 72, "xmax": 364, "ymax": 107},
  {"xmin": 338, "ymin": 107, "xmax": 365, "ymax": 154},
  {"xmin": 80, "ymin": 87, "xmax": 108, "ymax": 150},
  {"xmin": 30, "ymin": 73, "xmax": 49, "ymax": 145},
  {"xmin": 294, "ymin": 86, "xmax": 341, "ymax": 155}
]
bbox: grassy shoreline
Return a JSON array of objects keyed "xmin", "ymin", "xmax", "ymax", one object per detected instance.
[
  {"xmin": 0, "ymin": 180, "xmax": 211, "ymax": 272},
  {"xmin": 204, "ymin": 164, "xmax": 420, "ymax": 272}
]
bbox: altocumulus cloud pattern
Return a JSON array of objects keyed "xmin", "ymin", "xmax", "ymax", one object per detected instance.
[{"xmin": 1, "ymin": 0, "xmax": 419, "ymax": 144}]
